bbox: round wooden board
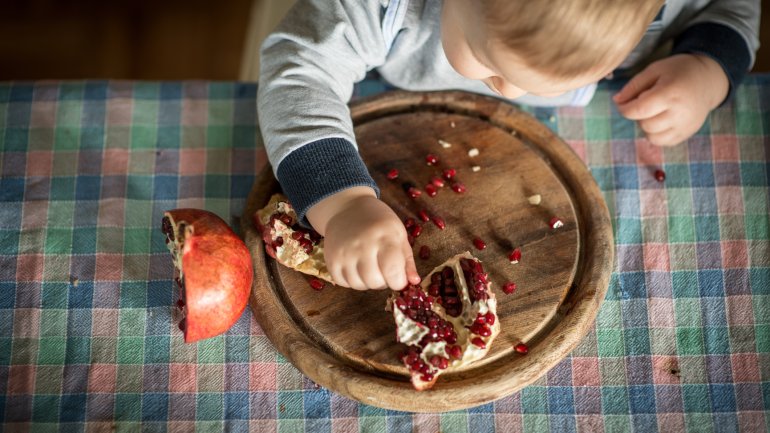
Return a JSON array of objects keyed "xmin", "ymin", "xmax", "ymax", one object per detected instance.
[{"xmin": 242, "ymin": 91, "xmax": 613, "ymax": 412}]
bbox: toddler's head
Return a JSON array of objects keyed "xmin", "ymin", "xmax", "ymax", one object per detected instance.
[{"xmin": 441, "ymin": 0, "xmax": 664, "ymax": 99}]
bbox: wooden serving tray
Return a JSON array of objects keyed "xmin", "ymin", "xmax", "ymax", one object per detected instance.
[{"xmin": 241, "ymin": 91, "xmax": 613, "ymax": 412}]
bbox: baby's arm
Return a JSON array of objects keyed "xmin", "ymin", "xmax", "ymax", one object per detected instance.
[
  {"xmin": 614, "ymin": 0, "xmax": 760, "ymax": 146},
  {"xmin": 257, "ymin": 0, "xmax": 418, "ymax": 290}
]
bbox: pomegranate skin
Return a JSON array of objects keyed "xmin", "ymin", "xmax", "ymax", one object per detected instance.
[{"xmin": 165, "ymin": 209, "xmax": 253, "ymax": 343}]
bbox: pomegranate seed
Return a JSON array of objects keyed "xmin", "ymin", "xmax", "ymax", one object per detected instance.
[
  {"xmin": 386, "ymin": 168, "xmax": 399, "ymax": 180},
  {"xmin": 431, "ymin": 177, "xmax": 445, "ymax": 188},
  {"xmin": 473, "ymin": 238, "xmax": 486, "ymax": 250},
  {"xmin": 549, "ymin": 217, "xmax": 564, "ymax": 229},
  {"xmin": 418, "ymin": 209, "xmax": 430, "ymax": 222},
  {"xmin": 425, "ymin": 183, "xmax": 438, "ymax": 197},
  {"xmin": 484, "ymin": 312, "xmax": 495, "ymax": 325},
  {"xmin": 451, "ymin": 182, "xmax": 466, "ymax": 194},
  {"xmin": 178, "ymin": 318, "xmax": 186, "ymax": 331},
  {"xmin": 502, "ymin": 282, "xmax": 517, "ymax": 294},
  {"xmin": 291, "ymin": 231, "xmax": 304, "ymax": 240},
  {"xmin": 404, "ymin": 217, "xmax": 416, "ymax": 228},
  {"xmin": 407, "ymin": 187, "xmax": 422, "ymax": 199},
  {"xmin": 309, "ymin": 278, "xmax": 325, "ymax": 291},
  {"xmin": 508, "ymin": 248, "xmax": 521, "ymax": 264},
  {"xmin": 471, "ymin": 337, "xmax": 486, "ymax": 348},
  {"xmin": 443, "ymin": 168, "xmax": 456, "ymax": 180},
  {"xmin": 176, "ymin": 299, "xmax": 185, "ymax": 309},
  {"xmin": 419, "ymin": 245, "xmax": 431, "ymax": 260},
  {"xmin": 420, "ymin": 372, "xmax": 435, "ymax": 382},
  {"xmin": 654, "ymin": 169, "xmax": 666, "ymax": 182},
  {"xmin": 446, "ymin": 345, "xmax": 462, "ymax": 359},
  {"xmin": 425, "ymin": 154, "xmax": 439, "ymax": 166},
  {"xmin": 407, "ymin": 235, "xmax": 415, "ymax": 246},
  {"xmin": 273, "ymin": 236, "xmax": 284, "ymax": 248},
  {"xmin": 514, "ymin": 342, "xmax": 529, "ymax": 354},
  {"xmin": 431, "ymin": 216, "xmax": 446, "ymax": 230},
  {"xmin": 410, "ymin": 224, "xmax": 423, "ymax": 237},
  {"xmin": 475, "ymin": 313, "xmax": 486, "ymax": 325},
  {"xmin": 279, "ymin": 214, "xmax": 293, "ymax": 226},
  {"xmin": 429, "ymin": 355, "xmax": 444, "ymax": 368}
]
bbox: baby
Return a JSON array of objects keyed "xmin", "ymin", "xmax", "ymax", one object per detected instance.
[{"xmin": 257, "ymin": 0, "xmax": 760, "ymax": 291}]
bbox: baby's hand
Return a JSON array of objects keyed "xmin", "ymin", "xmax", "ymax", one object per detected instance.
[
  {"xmin": 306, "ymin": 186, "xmax": 420, "ymax": 291},
  {"xmin": 613, "ymin": 54, "xmax": 729, "ymax": 146}
]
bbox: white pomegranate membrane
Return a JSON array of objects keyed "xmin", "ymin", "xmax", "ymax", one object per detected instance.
[{"xmin": 389, "ymin": 252, "xmax": 499, "ymax": 390}]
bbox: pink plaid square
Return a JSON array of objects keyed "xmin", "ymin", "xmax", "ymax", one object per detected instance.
[
  {"xmin": 716, "ymin": 186, "xmax": 745, "ymax": 215},
  {"xmin": 95, "ymin": 254, "xmax": 124, "ymax": 281},
  {"xmin": 179, "ymin": 149, "xmax": 207, "ymax": 176},
  {"xmin": 648, "ymin": 298, "xmax": 676, "ymax": 328},
  {"xmin": 643, "ymin": 243, "xmax": 670, "ymax": 271},
  {"xmin": 572, "ymin": 357, "xmax": 600, "ymax": 386},
  {"xmin": 169, "ymin": 363, "xmax": 198, "ymax": 392},
  {"xmin": 249, "ymin": 362, "xmax": 277, "ymax": 391},
  {"xmin": 636, "ymin": 141, "xmax": 663, "ymax": 166},
  {"xmin": 721, "ymin": 241, "xmax": 749, "ymax": 268},
  {"xmin": 102, "ymin": 148, "xmax": 129, "ymax": 175},
  {"xmin": 567, "ymin": 140, "xmax": 586, "ymax": 163},
  {"xmin": 91, "ymin": 309, "xmax": 119, "ymax": 336},
  {"xmin": 726, "ymin": 295, "xmax": 755, "ymax": 326},
  {"xmin": 13, "ymin": 308, "xmax": 40, "ymax": 338},
  {"xmin": 106, "ymin": 98, "xmax": 133, "ymax": 126},
  {"xmin": 29, "ymin": 101, "xmax": 57, "ymax": 128},
  {"xmin": 182, "ymin": 99, "xmax": 208, "ymax": 126},
  {"xmin": 731, "ymin": 353, "xmax": 760, "ymax": 382},
  {"xmin": 652, "ymin": 356, "xmax": 681, "ymax": 384},
  {"xmin": 26, "ymin": 151, "xmax": 53, "ymax": 176},
  {"xmin": 16, "ymin": 254, "xmax": 44, "ymax": 282},
  {"xmin": 21, "ymin": 202, "xmax": 48, "ymax": 230},
  {"xmin": 640, "ymin": 189, "xmax": 669, "ymax": 217},
  {"xmin": 8, "ymin": 365, "xmax": 35, "ymax": 394},
  {"xmin": 88, "ymin": 363, "xmax": 117, "ymax": 393},
  {"xmin": 711, "ymin": 135, "xmax": 740, "ymax": 161}
]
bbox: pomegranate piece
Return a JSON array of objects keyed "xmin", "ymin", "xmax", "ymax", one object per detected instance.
[
  {"xmin": 419, "ymin": 245, "xmax": 431, "ymax": 260},
  {"xmin": 508, "ymin": 248, "xmax": 521, "ymax": 264},
  {"xmin": 431, "ymin": 216, "xmax": 446, "ymax": 230},
  {"xmin": 407, "ymin": 186, "xmax": 422, "ymax": 199},
  {"xmin": 309, "ymin": 278, "xmax": 325, "ymax": 291},
  {"xmin": 410, "ymin": 224, "xmax": 423, "ymax": 238},
  {"xmin": 418, "ymin": 209, "xmax": 430, "ymax": 222},
  {"xmin": 425, "ymin": 154, "xmax": 439, "ymax": 166},
  {"xmin": 502, "ymin": 282, "xmax": 517, "ymax": 294},
  {"xmin": 162, "ymin": 209, "xmax": 253, "ymax": 343},
  {"xmin": 442, "ymin": 168, "xmax": 456, "ymax": 180},
  {"xmin": 514, "ymin": 342, "xmax": 529, "ymax": 354},
  {"xmin": 472, "ymin": 238, "xmax": 486, "ymax": 250},
  {"xmin": 424, "ymin": 183, "xmax": 438, "ymax": 197},
  {"xmin": 389, "ymin": 252, "xmax": 499, "ymax": 391},
  {"xmin": 549, "ymin": 217, "xmax": 564, "ymax": 229},
  {"xmin": 431, "ymin": 177, "xmax": 445, "ymax": 188},
  {"xmin": 386, "ymin": 168, "xmax": 399, "ymax": 180},
  {"xmin": 451, "ymin": 182, "xmax": 466, "ymax": 194},
  {"xmin": 654, "ymin": 169, "xmax": 666, "ymax": 182}
]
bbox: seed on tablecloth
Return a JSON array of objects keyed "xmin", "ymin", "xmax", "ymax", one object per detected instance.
[{"xmin": 654, "ymin": 169, "xmax": 666, "ymax": 182}]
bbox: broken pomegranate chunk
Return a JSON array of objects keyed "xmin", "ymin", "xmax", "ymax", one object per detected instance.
[
  {"xmin": 309, "ymin": 278, "xmax": 325, "ymax": 291},
  {"xmin": 514, "ymin": 342, "xmax": 529, "ymax": 354},
  {"xmin": 163, "ymin": 209, "xmax": 253, "ymax": 343},
  {"xmin": 386, "ymin": 168, "xmax": 399, "ymax": 180},
  {"xmin": 389, "ymin": 252, "xmax": 499, "ymax": 391},
  {"xmin": 502, "ymin": 282, "xmax": 517, "ymax": 294},
  {"xmin": 426, "ymin": 154, "xmax": 439, "ymax": 166},
  {"xmin": 549, "ymin": 217, "xmax": 564, "ymax": 229},
  {"xmin": 508, "ymin": 248, "xmax": 521, "ymax": 264}
]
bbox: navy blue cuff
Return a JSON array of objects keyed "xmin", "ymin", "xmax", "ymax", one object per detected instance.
[
  {"xmin": 671, "ymin": 22, "xmax": 752, "ymax": 103},
  {"xmin": 276, "ymin": 137, "xmax": 380, "ymax": 228}
]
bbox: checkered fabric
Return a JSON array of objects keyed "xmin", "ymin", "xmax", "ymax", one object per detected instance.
[{"xmin": 0, "ymin": 77, "xmax": 768, "ymax": 432}]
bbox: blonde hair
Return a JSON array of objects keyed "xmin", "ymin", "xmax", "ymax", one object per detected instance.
[{"xmin": 479, "ymin": 0, "xmax": 664, "ymax": 78}]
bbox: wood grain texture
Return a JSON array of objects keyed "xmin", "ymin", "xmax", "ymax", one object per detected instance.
[{"xmin": 242, "ymin": 90, "xmax": 614, "ymax": 412}]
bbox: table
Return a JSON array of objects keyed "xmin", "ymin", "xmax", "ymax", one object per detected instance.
[{"xmin": 0, "ymin": 77, "xmax": 768, "ymax": 432}]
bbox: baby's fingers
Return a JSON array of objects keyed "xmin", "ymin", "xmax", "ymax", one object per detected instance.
[
  {"xmin": 638, "ymin": 111, "xmax": 673, "ymax": 135},
  {"xmin": 358, "ymin": 253, "xmax": 387, "ymax": 290},
  {"xmin": 378, "ymin": 247, "xmax": 407, "ymax": 290},
  {"xmin": 402, "ymin": 241, "xmax": 420, "ymax": 286},
  {"xmin": 342, "ymin": 265, "xmax": 368, "ymax": 291}
]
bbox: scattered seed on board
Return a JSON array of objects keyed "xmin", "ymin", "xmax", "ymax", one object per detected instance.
[{"xmin": 438, "ymin": 139, "xmax": 452, "ymax": 148}]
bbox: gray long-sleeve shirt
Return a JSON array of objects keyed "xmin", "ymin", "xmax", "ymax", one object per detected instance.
[{"xmin": 257, "ymin": 0, "xmax": 760, "ymax": 226}]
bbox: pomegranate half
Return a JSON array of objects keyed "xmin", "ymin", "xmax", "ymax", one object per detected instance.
[
  {"xmin": 162, "ymin": 209, "xmax": 253, "ymax": 343},
  {"xmin": 389, "ymin": 252, "xmax": 500, "ymax": 391}
]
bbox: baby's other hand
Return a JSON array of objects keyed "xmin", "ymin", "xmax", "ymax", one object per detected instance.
[
  {"xmin": 613, "ymin": 54, "xmax": 729, "ymax": 146},
  {"xmin": 306, "ymin": 187, "xmax": 420, "ymax": 291}
]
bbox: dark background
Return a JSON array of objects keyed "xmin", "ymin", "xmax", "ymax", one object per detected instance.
[{"xmin": 0, "ymin": 0, "xmax": 767, "ymax": 80}]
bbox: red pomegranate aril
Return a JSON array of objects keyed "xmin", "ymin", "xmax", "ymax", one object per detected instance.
[
  {"xmin": 291, "ymin": 231, "xmax": 304, "ymax": 240},
  {"xmin": 404, "ymin": 217, "xmax": 416, "ymax": 228},
  {"xmin": 431, "ymin": 216, "xmax": 446, "ymax": 230},
  {"xmin": 418, "ymin": 209, "xmax": 430, "ymax": 222},
  {"xmin": 654, "ymin": 169, "xmax": 666, "ymax": 182},
  {"xmin": 407, "ymin": 235, "xmax": 415, "ymax": 246},
  {"xmin": 473, "ymin": 238, "xmax": 486, "ymax": 250},
  {"xmin": 410, "ymin": 224, "xmax": 423, "ymax": 238},
  {"xmin": 451, "ymin": 182, "xmax": 466, "ymax": 194},
  {"xmin": 509, "ymin": 248, "xmax": 521, "ymax": 264},
  {"xmin": 176, "ymin": 299, "xmax": 185, "ymax": 309},
  {"xmin": 443, "ymin": 168, "xmax": 456, "ymax": 180},
  {"xmin": 178, "ymin": 318, "xmax": 186, "ymax": 331},
  {"xmin": 273, "ymin": 236, "xmax": 284, "ymax": 247},
  {"xmin": 425, "ymin": 154, "xmax": 439, "ymax": 166},
  {"xmin": 279, "ymin": 214, "xmax": 293, "ymax": 226},
  {"xmin": 502, "ymin": 282, "xmax": 517, "ymax": 294},
  {"xmin": 446, "ymin": 345, "xmax": 462, "ymax": 359},
  {"xmin": 514, "ymin": 342, "xmax": 529, "ymax": 354},
  {"xmin": 475, "ymin": 324, "xmax": 492, "ymax": 337},
  {"xmin": 425, "ymin": 183, "xmax": 438, "ymax": 197},
  {"xmin": 309, "ymin": 278, "xmax": 325, "ymax": 291},
  {"xmin": 484, "ymin": 312, "xmax": 495, "ymax": 325},
  {"xmin": 431, "ymin": 177, "xmax": 445, "ymax": 188},
  {"xmin": 420, "ymin": 372, "xmax": 435, "ymax": 382},
  {"xmin": 429, "ymin": 355, "xmax": 444, "ymax": 368},
  {"xmin": 475, "ymin": 313, "xmax": 486, "ymax": 325},
  {"xmin": 419, "ymin": 245, "xmax": 431, "ymax": 260},
  {"xmin": 549, "ymin": 217, "xmax": 564, "ymax": 229},
  {"xmin": 387, "ymin": 168, "xmax": 399, "ymax": 180},
  {"xmin": 407, "ymin": 187, "xmax": 422, "ymax": 199},
  {"xmin": 471, "ymin": 337, "xmax": 486, "ymax": 348}
]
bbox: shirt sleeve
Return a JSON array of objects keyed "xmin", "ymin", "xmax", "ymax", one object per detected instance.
[
  {"xmin": 670, "ymin": 0, "xmax": 761, "ymax": 101},
  {"xmin": 257, "ymin": 0, "xmax": 390, "ymax": 226}
]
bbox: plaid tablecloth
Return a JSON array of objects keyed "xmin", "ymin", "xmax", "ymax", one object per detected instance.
[{"xmin": 0, "ymin": 77, "xmax": 768, "ymax": 432}]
